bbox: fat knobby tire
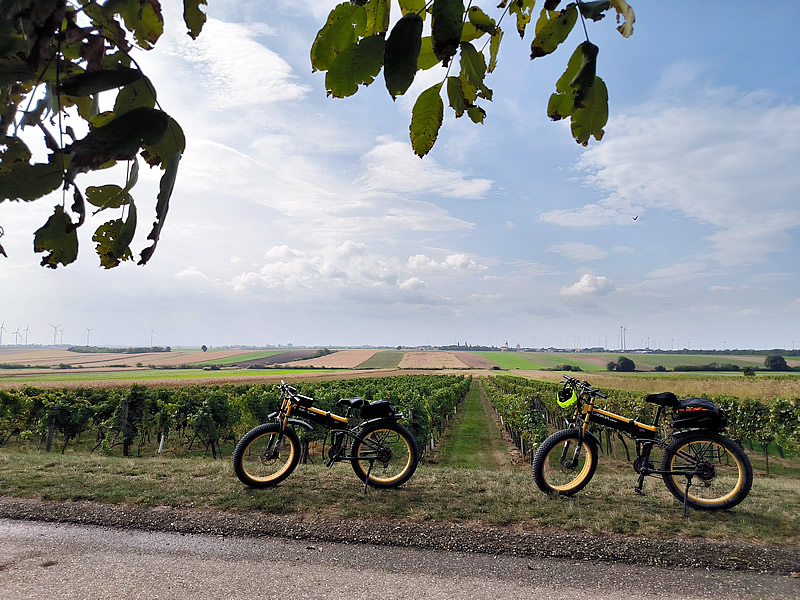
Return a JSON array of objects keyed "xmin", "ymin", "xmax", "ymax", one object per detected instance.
[
  {"xmin": 232, "ymin": 423, "xmax": 300, "ymax": 488},
  {"xmin": 532, "ymin": 428, "xmax": 599, "ymax": 496}
]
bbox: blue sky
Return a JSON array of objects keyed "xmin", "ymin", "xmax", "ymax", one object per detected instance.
[{"xmin": 1, "ymin": 0, "xmax": 799, "ymax": 350}]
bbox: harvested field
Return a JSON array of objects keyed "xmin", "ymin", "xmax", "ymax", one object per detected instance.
[
  {"xmin": 289, "ymin": 349, "xmax": 379, "ymax": 368},
  {"xmin": 0, "ymin": 348, "xmax": 252, "ymax": 368},
  {"xmin": 231, "ymin": 350, "xmax": 319, "ymax": 367},
  {"xmin": 451, "ymin": 352, "xmax": 498, "ymax": 369},
  {"xmin": 398, "ymin": 351, "xmax": 468, "ymax": 369}
]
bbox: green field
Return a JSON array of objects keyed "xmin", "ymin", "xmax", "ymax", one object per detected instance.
[
  {"xmin": 357, "ymin": 350, "xmax": 406, "ymax": 368},
  {"xmin": 476, "ymin": 352, "xmax": 544, "ymax": 369},
  {"xmin": 0, "ymin": 368, "xmax": 338, "ymax": 384}
]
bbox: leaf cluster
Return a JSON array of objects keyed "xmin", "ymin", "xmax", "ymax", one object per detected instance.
[
  {"xmin": 0, "ymin": 0, "xmax": 207, "ymax": 267},
  {"xmin": 311, "ymin": 0, "xmax": 635, "ymax": 157}
]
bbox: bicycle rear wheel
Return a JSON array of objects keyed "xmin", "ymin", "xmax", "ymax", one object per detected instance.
[
  {"xmin": 532, "ymin": 429, "xmax": 598, "ymax": 496},
  {"xmin": 233, "ymin": 424, "xmax": 300, "ymax": 488},
  {"xmin": 350, "ymin": 422, "xmax": 419, "ymax": 488},
  {"xmin": 660, "ymin": 432, "xmax": 752, "ymax": 510}
]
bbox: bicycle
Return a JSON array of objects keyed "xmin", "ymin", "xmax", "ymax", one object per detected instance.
[
  {"xmin": 233, "ymin": 381, "xmax": 419, "ymax": 491},
  {"xmin": 531, "ymin": 375, "xmax": 753, "ymax": 513}
]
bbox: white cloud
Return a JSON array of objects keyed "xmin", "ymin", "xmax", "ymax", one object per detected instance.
[
  {"xmin": 173, "ymin": 19, "xmax": 309, "ymax": 109},
  {"xmin": 561, "ymin": 274, "xmax": 616, "ymax": 297},
  {"xmin": 539, "ymin": 92, "xmax": 800, "ymax": 266},
  {"xmin": 356, "ymin": 137, "xmax": 493, "ymax": 199},
  {"xmin": 549, "ymin": 242, "xmax": 608, "ymax": 262},
  {"xmin": 408, "ymin": 253, "xmax": 486, "ymax": 272}
]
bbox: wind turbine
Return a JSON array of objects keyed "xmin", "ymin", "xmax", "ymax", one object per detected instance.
[
  {"xmin": 150, "ymin": 329, "xmax": 157, "ymax": 347},
  {"xmin": 23, "ymin": 325, "xmax": 31, "ymax": 346},
  {"xmin": 58, "ymin": 326, "xmax": 65, "ymax": 345},
  {"xmin": 86, "ymin": 327, "xmax": 94, "ymax": 346},
  {"xmin": 0, "ymin": 321, "xmax": 7, "ymax": 346},
  {"xmin": 49, "ymin": 323, "xmax": 61, "ymax": 346},
  {"xmin": 13, "ymin": 326, "xmax": 21, "ymax": 345}
]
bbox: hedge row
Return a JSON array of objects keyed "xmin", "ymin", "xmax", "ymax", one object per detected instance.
[
  {"xmin": 485, "ymin": 375, "xmax": 800, "ymax": 453},
  {"xmin": 0, "ymin": 375, "xmax": 472, "ymax": 458}
]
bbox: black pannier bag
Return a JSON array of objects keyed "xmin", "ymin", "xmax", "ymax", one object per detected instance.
[
  {"xmin": 672, "ymin": 398, "xmax": 728, "ymax": 430},
  {"xmin": 361, "ymin": 400, "xmax": 395, "ymax": 419}
]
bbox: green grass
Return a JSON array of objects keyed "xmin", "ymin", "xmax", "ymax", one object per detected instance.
[
  {"xmin": 436, "ymin": 380, "xmax": 509, "ymax": 470},
  {"xmin": 477, "ymin": 352, "xmax": 545, "ymax": 369},
  {"xmin": 357, "ymin": 350, "xmax": 406, "ymax": 369},
  {"xmin": 0, "ymin": 449, "xmax": 797, "ymax": 544},
  {"xmin": 0, "ymin": 368, "xmax": 339, "ymax": 384}
]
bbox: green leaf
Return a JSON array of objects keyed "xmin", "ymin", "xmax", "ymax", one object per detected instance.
[
  {"xmin": 58, "ymin": 68, "xmax": 142, "ymax": 96},
  {"xmin": 363, "ymin": 0, "xmax": 390, "ymax": 36},
  {"xmin": 467, "ymin": 7, "xmax": 497, "ymax": 36},
  {"xmin": 459, "ymin": 22, "xmax": 485, "ymax": 43},
  {"xmin": 139, "ymin": 153, "xmax": 180, "ymax": 265},
  {"xmin": 530, "ymin": 4, "xmax": 578, "ymax": 60},
  {"xmin": 467, "ymin": 106, "xmax": 486, "ymax": 123},
  {"xmin": 310, "ymin": 2, "xmax": 367, "ymax": 73},
  {"xmin": 459, "ymin": 42, "xmax": 492, "ymax": 101},
  {"xmin": 65, "ymin": 107, "xmax": 170, "ymax": 176},
  {"xmin": 183, "ymin": 0, "xmax": 208, "ymax": 40},
  {"xmin": 325, "ymin": 35, "xmax": 386, "ymax": 98},
  {"xmin": 568, "ymin": 42, "xmax": 599, "ymax": 103},
  {"xmin": 431, "ymin": 0, "xmax": 464, "ymax": 66},
  {"xmin": 410, "ymin": 83, "xmax": 443, "ymax": 157},
  {"xmin": 93, "ymin": 206, "xmax": 137, "ymax": 269},
  {"xmin": 399, "ymin": 0, "xmax": 427, "ymax": 19},
  {"xmin": 570, "ymin": 76, "xmax": 607, "ymax": 145},
  {"xmin": 417, "ymin": 37, "xmax": 439, "ymax": 70},
  {"xmin": 446, "ymin": 76, "xmax": 467, "ymax": 117},
  {"xmin": 33, "ymin": 206, "xmax": 79, "ymax": 269},
  {"xmin": 110, "ymin": 0, "xmax": 164, "ymax": 50},
  {"xmin": 0, "ymin": 151, "xmax": 64, "ymax": 202},
  {"xmin": 578, "ymin": 1, "xmax": 610, "ymax": 21},
  {"xmin": 114, "ymin": 75, "xmax": 157, "ymax": 114},
  {"xmin": 86, "ymin": 184, "xmax": 132, "ymax": 210},
  {"xmin": 141, "ymin": 117, "xmax": 186, "ymax": 168},
  {"xmin": 384, "ymin": 14, "xmax": 423, "ymax": 100},
  {"xmin": 488, "ymin": 26, "xmax": 503, "ymax": 73},
  {"xmin": 508, "ymin": 0, "xmax": 536, "ymax": 38}
]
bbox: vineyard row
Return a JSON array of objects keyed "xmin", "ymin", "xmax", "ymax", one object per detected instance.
[{"xmin": 0, "ymin": 375, "xmax": 472, "ymax": 458}]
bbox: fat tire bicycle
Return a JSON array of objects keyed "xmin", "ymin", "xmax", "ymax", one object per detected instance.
[
  {"xmin": 531, "ymin": 375, "xmax": 753, "ymax": 512},
  {"xmin": 233, "ymin": 381, "xmax": 419, "ymax": 491}
]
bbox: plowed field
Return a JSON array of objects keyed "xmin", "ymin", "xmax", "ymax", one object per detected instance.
[
  {"xmin": 289, "ymin": 349, "xmax": 380, "ymax": 368},
  {"xmin": 398, "ymin": 351, "xmax": 468, "ymax": 369}
]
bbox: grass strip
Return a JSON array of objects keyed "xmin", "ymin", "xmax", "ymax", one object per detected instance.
[
  {"xmin": 436, "ymin": 379, "xmax": 511, "ymax": 470},
  {"xmin": 0, "ymin": 450, "xmax": 797, "ymax": 545}
]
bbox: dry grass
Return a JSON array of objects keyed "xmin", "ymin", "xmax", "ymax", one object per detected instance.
[{"xmin": 512, "ymin": 370, "xmax": 800, "ymax": 402}]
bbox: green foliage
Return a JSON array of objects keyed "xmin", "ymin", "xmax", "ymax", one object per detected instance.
[
  {"xmin": 615, "ymin": 356, "xmax": 635, "ymax": 372},
  {"xmin": 313, "ymin": 0, "xmax": 632, "ymax": 156},
  {"xmin": 765, "ymin": 354, "xmax": 789, "ymax": 371},
  {"xmin": 0, "ymin": 0, "xmax": 207, "ymax": 267}
]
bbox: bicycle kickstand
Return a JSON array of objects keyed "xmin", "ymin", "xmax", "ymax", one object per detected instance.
[
  {"xmin": 682, "ymin": 474, "xmax": 694, "ymax": 517},
  {"xmin": 363, "ymin": 459, "xmax": 375, "ymax": 495}
]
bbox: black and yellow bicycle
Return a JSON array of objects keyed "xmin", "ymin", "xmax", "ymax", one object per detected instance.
[
  {"xmin": 532, "ymin": 375, "xmax": 753, "ymax": 512},
  {"xmin": 233, "ymin": 381, "xmax": 419, "ymax": 490}
]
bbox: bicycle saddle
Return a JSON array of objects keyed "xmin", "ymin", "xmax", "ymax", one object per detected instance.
[
  {"xmin": 644, "ymin": 392, "xmax": 678, "ymax": 407},
  {"xmin": 337, "ymin": 397, "xmax": 365, "ymax": 408}
]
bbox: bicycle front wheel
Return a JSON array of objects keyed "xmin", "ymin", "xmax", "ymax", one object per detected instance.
[
  {"xmin": 660, "ymin": 432, "xmax": 752, "ymax": 510},
  {"xmin": 532, "ymin": 429, "xmax": 599, "ymax": 496},
  {"xmin": 233, "ymin": 424, "xmax": 300, "ymax": 488},
  {"xmin": 351, "ymin": 422, "xmax": 419, "ymax": 488}
]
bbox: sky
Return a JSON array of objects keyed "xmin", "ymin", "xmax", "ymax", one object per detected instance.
[{"xmin": 1, "ymin": 1, "xmax": 799, "ymax": 351}]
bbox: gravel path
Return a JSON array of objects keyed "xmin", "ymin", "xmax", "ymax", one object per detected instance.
[{"xmin": 1, "ymin": 497, "xmax": 797, "ymax": 576}]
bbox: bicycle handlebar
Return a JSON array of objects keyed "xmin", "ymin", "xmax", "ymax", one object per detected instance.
[{"xmin": 562, "ymin": 374, "xmax": 607, "ymax": 399}]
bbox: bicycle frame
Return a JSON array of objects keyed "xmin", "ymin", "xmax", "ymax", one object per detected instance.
[
  {"xmin": 272, "ymin": 381, "xmax": 402, "ymax": 468},
  {"xmin": 563, "ymin": 377, "xmax": 710, "ymax": 493}
]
